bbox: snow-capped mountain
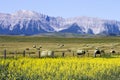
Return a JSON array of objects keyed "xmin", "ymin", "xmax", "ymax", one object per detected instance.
[{"xmin": 0, "ymin": 10, "xmax": 120, "ymax": 35}]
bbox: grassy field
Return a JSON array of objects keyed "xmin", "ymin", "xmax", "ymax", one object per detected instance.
[
  {"xmin": 0, "ymin": 36, "xmax": 120, "ymax": 57},
  {"xmin": 0, "ymin": 36, "xmax": 120, "ymax": 80}
]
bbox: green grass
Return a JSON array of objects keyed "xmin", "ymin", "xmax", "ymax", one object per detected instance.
[
  {"xmin": 0, "ymin": 36, "xmax": 120, "ymax": 57},
  {"xmin": 0, "ymin": 36, "xmax": 120, "ymax": 43}
]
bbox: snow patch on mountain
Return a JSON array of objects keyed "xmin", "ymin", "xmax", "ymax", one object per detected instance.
[{"xmin": 0, "ymin": 10, "xmax": 120, "ymax": 35}]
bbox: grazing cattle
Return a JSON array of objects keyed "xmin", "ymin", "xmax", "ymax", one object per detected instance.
[
  {"xmin": 33, "ymin": 45, "xmax": 36, "ymax": 48},
  {"xmin": 41, "ymin": 50, "xmax": 54, "ymax": 57},
  {"xmin": 110, "ymin": 50, "xmax": 116, "ymax": 54},
  {"xmin": 57, "ymin": 44, "xmax": 64, "ymax": 48},
  {"xmin": 94, "ymin": 48, "xmax": 104, "ymax": 57},
  {"xmin": 39, "ymin": 45, "xmax": 42, "ymax": 48},
  {"xmin": 41, "ymin": 51, "xmax": 48, "ymax": 57},
  {"xmin": 48, "ymin": 51, "xmax": 54, "ymax": 57},
  {"xmin": 100, "ymin": 50, "xmax": 105, "ymax": 54},
  {"xmin": 36, "ymin": 48, "xmax": 40, "ymax": 50},
  {"xmin": 76, "ymin": 50, "xmax": 86, "ymax": 56},
  {"xmin": 26, "ymin": 48, "xmax": 30, "ymax": 50},
  {"xmin": 67, "ymin": 49, "xmax": 72, "ymax": 52},
  {"xmin": 36, "ymin": 45, "xmax": 42, "ymax": 50}
]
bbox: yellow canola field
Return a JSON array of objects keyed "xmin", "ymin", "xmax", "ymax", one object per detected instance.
[{"xmin": 0, "ymin": 57, "xmax": 120, "ymax": 80}]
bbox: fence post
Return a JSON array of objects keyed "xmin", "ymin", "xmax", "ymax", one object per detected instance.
[
  {"xmin": 4, "ymin": 49, "xmax": 7, "ymax": 59},
  {"xmin": 23, "ymin": 50, "xmax": 26, "ymax": 57},
  {"xmin": 62, "ymin": 52, "xmax": 65, "ymax": 57},
  {"xmin": 73, "ymin": 52, "xmax": 74, "ymax": 56},
  {"xmin": 38, "ymin": 51, "xmax": 41, "ymax": 58}
]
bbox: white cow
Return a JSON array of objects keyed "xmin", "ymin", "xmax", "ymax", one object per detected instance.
[
  {"xmin": 76, "ymin": 50, "xmax": 86, "ymax": 56},
  {"xmin": 41, "ymin": 50, "xmax": 54, "ymax": 57},
  {"xmin": 48, "ymin": 51, "xmax": 54, "ymax": 57}
]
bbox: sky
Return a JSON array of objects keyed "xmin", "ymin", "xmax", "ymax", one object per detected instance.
[{"xmin": 0, "ymin": 0, "xmax": 120, "ymax": 21}]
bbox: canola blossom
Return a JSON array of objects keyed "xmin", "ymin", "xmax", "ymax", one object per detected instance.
[{"xmin": 0, "ymin": 57, "xmax": 120, "ymax": 80}]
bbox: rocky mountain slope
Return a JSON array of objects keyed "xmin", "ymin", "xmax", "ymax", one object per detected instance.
[{"xmin": 0, "ymin": 10, "xmax": 120, "ymax": 35}]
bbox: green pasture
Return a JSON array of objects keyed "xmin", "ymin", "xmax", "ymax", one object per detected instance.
[{"xmin": 0, "ymin": 36, "xmax": 120, "ymax": 57}]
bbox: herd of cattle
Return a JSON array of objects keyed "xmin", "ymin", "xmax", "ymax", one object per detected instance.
[{"xmin": 29, "ymin": 44, "xmax": 118, "ymax": 57}]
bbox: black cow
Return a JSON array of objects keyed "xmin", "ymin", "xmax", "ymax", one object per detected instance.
[{"xmin": 94, "ymin": 49, "xmax": 105, "ymax": 57}]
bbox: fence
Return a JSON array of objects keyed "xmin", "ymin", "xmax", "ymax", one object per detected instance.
[
  {"xmin": 1, "ymin": 49, "xmax": 76, "ymax": 59},
  {"xmin": 1, "ymin": 49, "xmax": 119, "ymax": 59}
]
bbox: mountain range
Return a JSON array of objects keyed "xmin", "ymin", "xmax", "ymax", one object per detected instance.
[{"xmin": 0, "ymin": 10, "xmax": 120, "ymax": 36}]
